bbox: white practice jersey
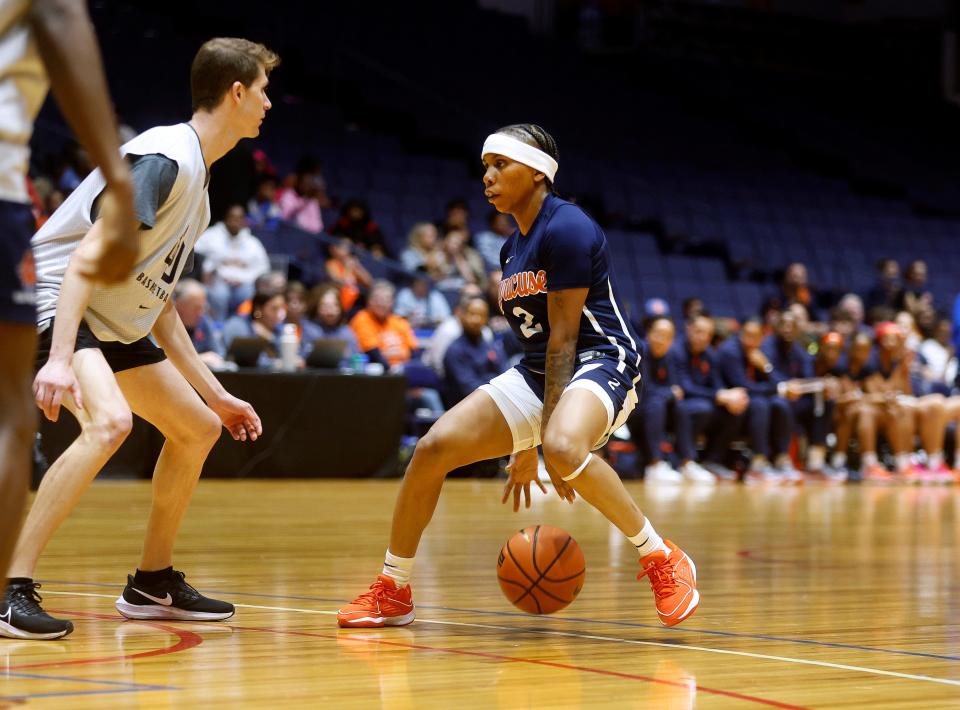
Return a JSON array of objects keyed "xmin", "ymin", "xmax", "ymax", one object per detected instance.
[
  {"xmin": 32, "ymin": 123, "xmax": 210, "ymax": 343},
  {"xmin": 0, "ymin": 0, "xmax": 48, "ymax": 203}
]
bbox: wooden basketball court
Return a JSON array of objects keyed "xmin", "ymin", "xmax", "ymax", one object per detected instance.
[{"xmin": 2, "ymin": 479, "xmax": 958, "ymax": 708}]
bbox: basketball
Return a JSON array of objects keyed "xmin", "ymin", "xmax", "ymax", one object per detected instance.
[{"xmin": 497, "ymin": 524, "xmax": 585, "ymax": 614}]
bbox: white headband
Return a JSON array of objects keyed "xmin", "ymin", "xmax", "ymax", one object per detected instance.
[{"xmin": 482, "ymin": 133, "xmax": 558, "ymax": 182}]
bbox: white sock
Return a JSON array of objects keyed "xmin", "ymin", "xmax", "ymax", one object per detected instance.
[
  {"xmin": 382, "ymin": 550, "xmax": 415, "ymax": 588},
  {"xmin": 895, "ymin": 453, "xmax": 911, "ymax": 473},
  {"xmin": 774, "ymin": 454, "xmax": 793, "ymax": 469},
  {"xmin": 807, "ymin": 446, "xmax": 826, "ymax": 471},
  {"xmin": 929, "ymin": 451, "xmax": 943, "ymax": 469},
  {"xmin": 831, "ymin": 452, "xmax": 847, "ymax": 469},
  {"xmin": 861, "ymin": 451, "xmax": 878, "ymax": 468},
  {"xmin": 751, "ymin": 455, "xmax": 768, "ymax": 469},
  {"xmin": 628, "ymin": 519, "xmax": 669, "ymax": 557}
]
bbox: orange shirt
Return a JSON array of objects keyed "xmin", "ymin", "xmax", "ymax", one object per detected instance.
[{"xmin": 349, "ymin": 309, "xmax": 418, "ymax": 366}]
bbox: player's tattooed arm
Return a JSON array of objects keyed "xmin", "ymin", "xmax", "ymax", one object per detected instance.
[{"xmin": 542, "ymin": 287, "xmax": 589, "ymax": 433}]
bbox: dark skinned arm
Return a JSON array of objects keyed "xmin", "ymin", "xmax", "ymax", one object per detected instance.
[
  {"xmin": 29, "ymin": 0, "xmax": 137, "ymax": 282},
  {"xmin": 540, "ymin": 287, "xmax": 589, "ymax": 502}
]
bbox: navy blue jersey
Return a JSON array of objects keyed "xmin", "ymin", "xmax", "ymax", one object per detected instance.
[{"xmin": 496, "ymin": 194, "xmax": 639, "ymax": 375}]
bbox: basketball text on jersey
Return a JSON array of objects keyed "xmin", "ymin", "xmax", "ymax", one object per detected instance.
[{"xmin": 498, "ymin": 269, "xmax": 547, "ymax": 312}]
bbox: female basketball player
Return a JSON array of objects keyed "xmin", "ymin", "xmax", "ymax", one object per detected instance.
[{"xmin": 338, "ymin": 124, "xmax": 699, "ymax": 629}]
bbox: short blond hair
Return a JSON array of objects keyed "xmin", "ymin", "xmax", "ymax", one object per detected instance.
[{"xmin": 191, "ymin": 37, "xmax": 280, "ymax": 112}]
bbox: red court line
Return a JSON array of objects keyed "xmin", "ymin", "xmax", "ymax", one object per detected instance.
[
  {"xmin": 9, "ymin": 611, "xmax": 202, "ymax": 671},
  {"xmin": 234, "ymin": 624, "xmax": 809, "ymax": 710}
]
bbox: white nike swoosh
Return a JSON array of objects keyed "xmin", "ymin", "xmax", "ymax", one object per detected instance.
[
  {"xmin": 0, "ymin": 606, "xmax": 10, "ymax": 624},
  {"xmin": 131, "ymin": 588, "xmax": 173, "ymax": 606},
  {"xmin": 505, "ymin": 257, "xmax": 513, "ymax": 264}
]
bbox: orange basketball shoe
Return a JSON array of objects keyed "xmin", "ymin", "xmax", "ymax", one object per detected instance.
[
  {"xmin": 337, "ymin": 575, "xmax": 415, "ymax": 628},
  {"xmin": 637, "ymin": 540, "xmax": 699, "ymax": 627}
]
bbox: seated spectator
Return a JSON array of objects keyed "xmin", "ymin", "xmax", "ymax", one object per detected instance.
[
  {"xmin": 897, "ymin": 259, "xmax": 933, "ymax": 315},
  {"xmin": 440, "ymin": 198, "xmax": 469, "ymax": 235},
  {"xmin": 762, "ymin": 262, "xmax": 814, "ymax": 320},
  {"xmin": 762, "ymin": 309, "xmax": 834, "ymax": 477},
  {"xmin": 307, "ymin": 283, "xmax": 359, "ymax": 359},
  {"xmin": 223, "ymin": 291, "xmax": 288, "ymax": 367},
  {"xmin": 442, "ymin": 297, "xmax": 505, "ymax": 406},
  {"xmin": 474, "ymin": 210, "xmax": 514, "ymax": 270},
  {"xmin": 285, "ymin": 281, "xmax": 324, "ymax": 355},
  {"xmin": 400, "ymin": 222, "xmax": 447, "ymax": 277},
  {"xmin": 920, "ymin": 317, "xmax": 957, "ymax": 395},
  {"xmin": 247, "ymin": 175, "xmax": 283, "ymax": 231},
  {"xmin": 174, "ymin": 279, "xmax": 225, "ymax": 368},
  {"xmin": 864, "ymin": 322, "xmax": 949, "ymax": 482},
  {"xmin": 437, "ymin": 228, "xmax": 485, "ymax": 292},
  {"xmin": 395, "ymin": 272, "xmax": 452, "ymax": 330},
  {"xmin": 236, "ymin": 270, "xmax": 287, "ymax": 317},
  {"xmin": 864, "ymin": 258, "xmax": 902, "ymax": 313},
  {"xmin": 716, "ymin": 318, "xmax": 792, "ymax": 481},
  {"xmin": 837, "ymin": 293, "xmax": 865, "ymax": 334},
  {"xmin": 325, "ymin": 237, "xmax": 372, "ymax": 312},
  {"xmin": 672, "ymin": 315, "xmax": 747, "ymax": 481},
  {"xmin": 349, "ymin": 280, "xmax": 418, "ymax": 367},
  {"xmin": 195, "ymin": 204, "xmax": 271, "ymax": 320},
  {"xmin": 681, "ymin": 297, "xmax": 705, "ymax": 322},
  {"xmin": 331, "ymin": 198, "xmax": 388, "ymax": 258},
  {"xmin": 277, "ymin": 157, "xmax": 325, "ymax": 234},
  {"xmin": 424, "ymin": 285, "xmax": 490, "ymax": 375},
  {"xmin": 832, "ymin": 332, "xmax": 882, "ymax": 477}
]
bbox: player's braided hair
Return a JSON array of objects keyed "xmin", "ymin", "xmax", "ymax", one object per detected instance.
[{"xmin": 495, "ymin": 123, "xmax": 560, "ymax": 193}]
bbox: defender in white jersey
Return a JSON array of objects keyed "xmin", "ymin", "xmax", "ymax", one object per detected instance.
[
  {"xmin": 1, "ymin": 37, "xmax": 278, "ymax": 640},
  {"xmin": 0, "ymin": 0, "xmax": 139, "ymax": 642}
]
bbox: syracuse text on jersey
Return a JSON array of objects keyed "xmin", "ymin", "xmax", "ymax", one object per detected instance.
[{"xmin": 497, "ymin": 269, "xmax": 547, "ymax": 312}]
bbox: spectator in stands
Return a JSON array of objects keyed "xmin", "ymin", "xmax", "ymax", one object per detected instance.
[
  {"xmin": 681, "ymin": 297, "xmax": 705, "ymax": 322},
  {"xmin": 763, "ymin": 262, "xmax": 814, "ymax": 320},
  {"xmin": 832, "ymin": 332, "xmax": 881, "ymax": 477},
  {"xmin": 223, "ymin": 291, "xmax": 288, "ymax": 366},
  {"xmin": 349, "ymin": 280, "xmax": 418, "ymax": 367},
  {"xmin": 247, "ymin": 175, "xmax": 283, "ymax": 231},
  {"xmin": 716, "ymin": 318, "xmax": 792, "ymax": 482},
  {"xmin": 920, "ymin": 317, "xmax": 957, "ymax": 395},
  {"xmin": 474, "ymin": 210, "xmax": 514, "ymax": 270},
  {"xmin": 897, "ymin": 259, "xmax": 933, "ymax": 315},
  {"xmin": 424, "ymin": 286, "xmax": 489, "ymax": 375},
  {"xmin": 395, "ymin": 272, "xmax": 451, "ymax": 330},
  {"xmin": 763, "ymin": 309, "xmax": 835, "ymax": 477},
  {"xmin": 864, "ymin": 322, "xmax": 949, "ymax": 482},
  {"xmin": 277, "ymin": 157, "xmax": 325, "ymax": 234},
  {"xmin": 174, "ymin": 279, "xmax": 225, "ymax": 368},
  {"xmin": 864, "ymin": 258, "xmax": 901, "ymax": 312},
  {"xmin": 400, "ymin": 222, "xmax": 446, "ymax": 277},
  {"xmin": 307, "ymin": 283, "xmax": 359, "ymax": 357},
  {"xmin": 285, "ymin": 281, "xmax": 323, "ymax": 355},
  {"xmin": 442, "ymin": 296, "xmax": 505, "ymax": 407},
  {"xmin": 331, "ymin": 198, "xmax": 389, "ymax": 258},
  {"xmin": 195, "ymin": 204, "xmax": 271, "ymax": 321},
  {"xmin": 441, "ymin": 198, "xmax": 470, "ymax": 236},
  {"xmin": 437, "ymin": 228, "xmax": 485, "ymax": 291},
  {"xmin": 325, "ymin": 237, "xmax": 372, "ymax": 313},
  {"xmin": 672, "ymin": 315, "xmax": 747, "ymax": 482},
  {"xmin": 838, "ymin": 293, "xmax": 865, "ymax": 333}
]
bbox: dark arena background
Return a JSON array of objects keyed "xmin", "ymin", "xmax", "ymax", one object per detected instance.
[{"xmin": 4, "ymin": 1, "xmax": 960, "ymax": 707}]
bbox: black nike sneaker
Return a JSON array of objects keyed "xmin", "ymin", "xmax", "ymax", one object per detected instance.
[
  {"xmin": 0, "ymin": 580, "xmax": 74, "ymax": 640},
  {"xmin": 115, "ymin": 569, "xmax": 235, "ymax": 621}
]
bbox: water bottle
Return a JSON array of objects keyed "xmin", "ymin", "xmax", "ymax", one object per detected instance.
[
  {"xmin": 280, "ymin": 323, "xmax": 299, "ymax": 372},
  {"xmin": 352, "ymin": 352, "xmax": 369, "ymax": 374}
]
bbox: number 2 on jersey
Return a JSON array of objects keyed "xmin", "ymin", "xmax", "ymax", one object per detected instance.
[{"xmin": 512, "ymin": 306, "xmax": 543, "ymax": 338}]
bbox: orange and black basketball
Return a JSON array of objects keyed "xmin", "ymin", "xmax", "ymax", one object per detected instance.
[{"xmin": 497, "ymin": 524, "xmax": 585, "ymax": 614}]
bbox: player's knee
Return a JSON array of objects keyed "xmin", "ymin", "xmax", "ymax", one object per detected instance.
[
  {"xmin": 0, "ymin": 396, "xmax": 36, "ymax": 451},
  {"xmin": 87, "ymin": 409, "xmax": 133, "ymax": 450},
  {"xmin": 541, "ymin": 432, "xmax": 587, "ymax": 475},
  {"xmin": 194, "ymin": 410, "xmax": 223, "ymax": 448},
  {"xmin": 413, "ymin": 427, "xmax": 459, "ymax": 471}
]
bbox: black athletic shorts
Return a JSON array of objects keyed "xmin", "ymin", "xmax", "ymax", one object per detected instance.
[
  {"xmin": 0, "ymin": 200, "xmax": 38, "ymax": 325},
  {"xmin": 36, "ymin": 319, "xmax": 167, "ymax": 373}
]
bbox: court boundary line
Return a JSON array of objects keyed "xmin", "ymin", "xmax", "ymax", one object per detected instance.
[
  {"xmin": 234, "ymin": 624, "xmax": 808, "ymax": 710},
  {"xmin": 37, "ymin": 590, "xmax": 960, "ymax": 690},
  {"xmin": 1, "ymin": 671, "xmax": 176, "ymax": 702},
  {"xmin": 38, "ymin": 580, "xmax": 960, "ymax": 663}
]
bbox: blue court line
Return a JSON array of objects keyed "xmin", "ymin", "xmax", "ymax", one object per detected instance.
[
  {"xmin": 1, "ymin": 671, "xmax": 176, "ymax": 701},
  {"xmin": 39, "ymin": 579, "xmax": 960, "ymax": 663}
]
